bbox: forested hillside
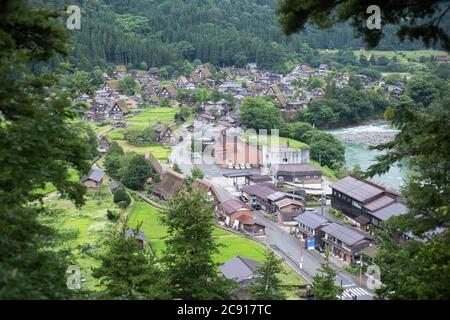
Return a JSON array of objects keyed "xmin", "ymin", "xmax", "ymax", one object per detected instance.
[{"xmin": 38, "ymin": 0, "xmax": 435, "ymax": 72}]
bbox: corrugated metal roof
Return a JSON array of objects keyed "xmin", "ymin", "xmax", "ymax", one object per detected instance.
[
  {"xmin": 82, "ymin": 168, "xmax": 105, "ymax": 183},
  {"xmin": 371, "ymin": 202, "xmax": 408, "ymax": 221},
  {"xmin": 220, "ymin": 199, "xmax": 252, "ymax": 215},
  {"xmin": 295, "ymin": 212, "xmax": 329, "ymax": 229},
  {"xmin": 218, "ymin": 256, "xmax": 260, "ymax": 282},
  {"xmin": 322, "ymin": 222, "xmax": 371, "ymax": 246},
  {"xmin": 330, "ymin": 176, "xmax": 385, "ymax": 203},
  {"xmin": 241, "ymin": 184, "xmax": 278, "ymax": 200},
  {"xmin": 267, "ymin": 192, "xmax": 286, "ymax": 202},
  {"xmin": 364, "ymin": 195, "xmax": 396, "ymax": 212},
  {"xmin": 277, "ymin": 164, "xmax": 322, "ymax": 177},
  {"xmin": 275, "ymin": 198, "xmax": 303, "ymax": 209}
]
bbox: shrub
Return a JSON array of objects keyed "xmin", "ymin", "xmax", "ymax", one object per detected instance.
[
  {"xmin": 113, "ymin": 188, "xmax": 131, "ymax": 207},
  {"xmin": 106, "ymin": 209, "xmax": 121, "ymax": 222}
]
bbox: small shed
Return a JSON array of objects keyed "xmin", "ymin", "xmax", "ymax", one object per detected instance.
[
  {"xmin": 80, "ymin": 168, "xmax": 105, "ymax": 191},
  {"xmin": 124, "ymin": 228, "xmax": 148, "ymax": 250}
]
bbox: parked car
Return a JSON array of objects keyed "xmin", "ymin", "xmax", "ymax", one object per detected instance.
[
  {"xmin": 316, "ymin": 246, "xmax": 325, "ymax": 253},
  {"xmin": 304, "ymin": 208, "xmax": 318, "ymax": 214},
  {"xmin": 235, "ymin": 165, "xmax": 240, "ymax": 170},
  {"xmin": 239, "ymin": 163, "xmax": 246, "ymax": 169},
  {"xmin": 228, "ymin": 163, "xmax": 234, "ymax": 169},
  {"xmin": 252, "ymin": 203, "xmax": 261, "ymax": 210},
  {"xmin": 239, "ymin": 195, "xmax": 249, "ymax": 203},
  {"xmin": 245, "ymin": 163, "xmax": 251, "ymax": 169}
]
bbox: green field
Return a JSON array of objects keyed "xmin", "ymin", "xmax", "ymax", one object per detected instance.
[
  {"xmin": 246, "ymin": 134, "xmax": 310, "ymax": 150},
  {"xmin": 127, "ymin": 202, "xmax": 168, "ymax": 239},
  {"xmin": 126, "ymin": 107, "xmax": 179, "ymax": 129},
  {"xmin": 127, "ymin": 200, "xmax": 308, "ymax": 298},
  {"xmin": 34, "ymin": 169, "xmax": 80, "ymax": 196},
  {"xmin": 115, "ymin": 140, "xmax": 171, "ymax": 160},
  {"xmin": 106, "ymin": 107, "xmax": 177, "ymax": 161},
  {"xmin": 310, "ymin": 160, "xmax": 339, "ymax": 182},
  {"xmin": 319, "ymin": 49, "xmax": 449, "ymax": 61},
  {"xmin": 39, "ymin": 185, "xmax": 116, "ymax": 290}
]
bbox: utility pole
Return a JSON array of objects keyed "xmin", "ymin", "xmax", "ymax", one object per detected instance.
[
  {"xmin": 359, "ymin": 257, "xmax": 364, "ymax": 286},
  {"xmin": 299, "ymin": 238, "xmax": 305, "ymax": 270},
  {"xmin": 320, "ymin": 193, "xmax": 326, "ymax": 216}
]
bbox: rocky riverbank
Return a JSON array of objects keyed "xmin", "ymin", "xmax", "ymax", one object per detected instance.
[{"xmin": 338, "ymin": 131, "xmax": 397, "ymax": 147}]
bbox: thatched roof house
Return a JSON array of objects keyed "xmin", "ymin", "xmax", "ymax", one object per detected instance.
[
  {"xmin": 152, "ymin": 169, "xmax": 187, "ymax": 199},
  {"xmin": 145, "ymin": 151, "xmax": 163, "ymax": 175}
]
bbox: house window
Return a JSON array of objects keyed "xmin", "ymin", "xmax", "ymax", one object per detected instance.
[{"xmin": 352, "ymin": 201, "xmax": 362, "ymax": 209}]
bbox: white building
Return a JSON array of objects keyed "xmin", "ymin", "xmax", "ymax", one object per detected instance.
[{"xmin": 262, "ymin": 146, "xmax": 310, "ymax": 175}]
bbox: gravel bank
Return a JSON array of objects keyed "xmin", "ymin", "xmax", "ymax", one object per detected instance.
[{"xmin": 338, "ymin": 131, "xmax": 397, "ymax": 147}]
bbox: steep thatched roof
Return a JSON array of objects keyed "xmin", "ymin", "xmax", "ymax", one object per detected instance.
[
  {"xmin": 145, "ymin": 151, "xmax": 163, "ymax": 175},
  {"xmin": 153, "ymin": 169, "xmax": 186, "ymax": 199},
  {"xmin": 107, "ymin": 80, "xmax": 120, "ymax": 92}
]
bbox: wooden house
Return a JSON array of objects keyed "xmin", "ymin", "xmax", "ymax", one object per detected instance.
[
  {"xmin": 321, "ymin": 222, "xmax": 373, "ymax": 264},
  {"xmin": 80, "ymin": 168, "xmax": 105, "ymax": 191},
  {"xmin": 157, "ymin": 84, "xmax": 178, "ymax": 100},
  {"xmin": 99, "ymin": 136, "xmax": 110, "ymax": 151},
  {"xmin": 108, "ymin": 100, "xmax": 129, "ymax": 119},
  {"xmin": 124, "ymin": 228, "xmax": 148, "ymax": 250},
  {"xmin": 265, "ymin": 84, "xmax": 287, "ymax": 108},
  {"xmin": 152, "ymin": 170, "xmax": 186, "ymax": 200}
]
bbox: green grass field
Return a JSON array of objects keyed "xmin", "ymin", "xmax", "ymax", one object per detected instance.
[
  {"xmin": 114, "ymin": 140, "xmax": 171, "ymax": 160},
  {"xmin": 105, "ymin": 107, "xmax": 176, "ymax": 161},
  {"xmin": 39, "ymin": 185, "xmax": 116, "ymax": 291},
  {"xmin": 246, "ymin": 134, "xmax": 310, "ymax": 150},
  {"xmin": 310, "ymin": 160, "xmax": 339, "ymax": 182},
  {"xmin": 34, "ymin": 169, "xmax": 80, "ymax": 196},
  {"xmin": 319, "ymin": 49, "xmax": 449, "ymax": 61},
  {"xmin": 127, "ymin": 202, "xmax": 168, "ymax": 239},
  {"xmin": 127, "ymin": 200, "xmax": 308, "ymax": 298},
  {"xmin": 126, "ymin": 107, "xmax": 179, "ymax": 129}
]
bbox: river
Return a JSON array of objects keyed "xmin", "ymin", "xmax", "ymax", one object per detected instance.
[{"xmin": 325, "ymin": 122, "xmax": 406, "ymax": 190}]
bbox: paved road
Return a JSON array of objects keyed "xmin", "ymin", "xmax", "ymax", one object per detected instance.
[
  {"xmin": 253, "ymin": 211, "xmax": 374, "ymax": 300},
  {"xmin": 169, "ymin": 122, "xmax": 374, "ymax": 300}
]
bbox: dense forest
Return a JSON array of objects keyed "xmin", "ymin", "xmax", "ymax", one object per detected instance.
[{"xmin": 36, "ymin": 0, "xmax": 439, "ymax": 72}]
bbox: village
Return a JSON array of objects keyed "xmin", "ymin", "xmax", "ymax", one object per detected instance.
[{"xmin": 63, "ymin": 55, "xmax": 450, "ymax": 300}]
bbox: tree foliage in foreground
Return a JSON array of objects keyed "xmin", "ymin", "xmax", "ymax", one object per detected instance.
[
  {"xmin": 311, "ymin": 253, "xmax": 343, "ymax": 300},
  {"xmin": 277, "ymin": 0, "xmax": 450, "ymax": 51},
  {"xmin": 247, "ymin": 250, "xmax": 286, "ymax": 300},
  {"xmin": 160, "ymin": 186, "xmax": 236, "ymax": 300},
  {"xmin": 366, "ymin": 83, "xmax": 450, "ymax": 299},
  {"xmin": 93, "ymin": 232, "xmax": 169, "ymax": 300},
  {"xmin": 0, "ymin": 0, "xmax": 93, "ymax": 299}
]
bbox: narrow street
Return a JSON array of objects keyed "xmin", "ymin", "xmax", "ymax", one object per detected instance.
[
  {"xmin": 169, "ymin": 123, "xmax": 375, "ymax": 300},
  {"xmin": 254, "ymin": 211, "xmax": 374, "ymax": 300}
]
